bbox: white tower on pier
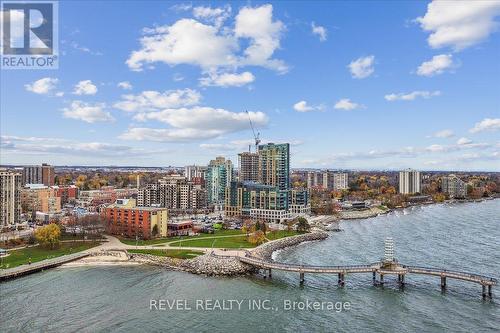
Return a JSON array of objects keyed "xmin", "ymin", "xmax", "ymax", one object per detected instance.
[{"xmin": 384, "ymin": 237, "xmax": 394, "ymax": 262}]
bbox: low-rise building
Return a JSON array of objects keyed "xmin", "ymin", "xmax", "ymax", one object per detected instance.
[
  {"xmin": 51, "ymin": 185, "xmax": 79, "ymax": 205},
  {"xmin": 104, "ymin": 199, "xmax": 168, "ymax": 239},
  {"xmin": 167, "ymin": 220, "xmax": 193, "ymax": 236}
]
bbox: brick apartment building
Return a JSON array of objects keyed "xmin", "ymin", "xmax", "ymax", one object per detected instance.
[{"xmin": 104, "ymin": 198, "xmax": 168, "ymax": 239}]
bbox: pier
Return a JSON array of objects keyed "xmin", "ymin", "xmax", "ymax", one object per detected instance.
[
  {"xmin": 0, "ymin": 252, "xmax": 89, "ymax": 281},
  {"xmin": 239, "ymin": 255, "xmax": 497, "ymax": 299}
]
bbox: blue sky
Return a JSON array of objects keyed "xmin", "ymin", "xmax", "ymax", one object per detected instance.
[{"xmin": 1, "ymin": 1, "xmax": 499, "ymax": 170}]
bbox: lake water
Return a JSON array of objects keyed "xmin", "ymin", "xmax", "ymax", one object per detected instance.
[{"xmin": 1, "ymin": 200, "xmax": 499, "ymax": 332}]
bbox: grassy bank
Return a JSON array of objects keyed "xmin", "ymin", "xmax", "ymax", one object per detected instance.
[
  {"xmin": 118, "ymin": 229, "xmax": 244, "ymax": 246},
  {"xmin": 0, "ymin": 242, "xmax": 100, "ymax": 269},
  {"xmin": 127, "ymin": 249, "xmax": 204, "ymax": 259},
  {"xmin": 169, "ymin": 230, "xmax": 302, "ymax": 249}
]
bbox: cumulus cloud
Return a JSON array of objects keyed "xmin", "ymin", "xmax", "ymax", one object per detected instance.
[
  {"xmin": 348, "ymin": 55, "xmax": 375, "ymax": 79},
  {"xmin": 25, "ymin": 77, "xmax": 59, "ymax": 94},
  {"xmin": 293, "ymin": 100, "xmax": 318, "ymax": 112},
  {"xmin": 73, "ymin": 80, "xmax": 98, "ymax": 95},
  {"xmin": 469, "ymin": 118, "xmax": 500, "ymax": 133},
  {"xmin": 117, "ymin": 81, "xmax": 133, "ymax": 90},
  {"xmin": 62, "ymin": 101, "xmax": 114, "ymax": 123},
  {"xmin": 311, "ymin": 22, "xmax": 327, "ymax": 41},
  {"xmin": 416, "ymin": 0, "xmax": 500, "ymax": 50},
  {"xmin": 429, "ymin": 129, "xmax": 455, "ymax": 138},
  {"xmin": 417, "ymin": 54, "xmax": 455, "ymax": 76},
  {"xmin": 122, "ymin": 109, "xmax": 268, "ymax": 142},
  {"xmin": 127, "ymin": 4, "xmax": 286, "ymax": 75},
  {"xmin": 128, "ymin": 19, "xmax": 238, "ymax": 71},
  {"xmin": 133, "ymin": 107, "xmax": 267, "ymax": 131},
  {"xmin": 113, "ymin": 89, "xmax": 201, "ymax": 112},
  {"xmin": 334, "ymin": 98, "xmax": 362, "ymax": 111},
  {"xmin": 193, "ymin": 5, "xmax": 231, "ymax": 28},
  {"xmin": 385, "ymin": 90, "xmax": 441, "ymax": 101},
  {"xmin": 199, "ymin": 71, "xmax": 255, "ymax": 87}
]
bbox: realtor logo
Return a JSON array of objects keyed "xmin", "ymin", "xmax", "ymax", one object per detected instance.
[{"xmin": 1, "ymin": 1, "xmax": 58, "ymax": 69}]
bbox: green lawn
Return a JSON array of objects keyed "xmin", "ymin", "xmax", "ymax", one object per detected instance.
[
  {"xmin": 0, "ymin": 242, "xmax": 100, "ymax": 269},
  {"xmin": 127, "ymin": 249, "xmax": 204, "ymax": 259},
  {"xmin": 118, "ymin": 229, "xmax": 244, "ymax": 246},
  {"xmin": 169, "ymin": 236, "xmax": 255, "ymax": 249},
  {"xmin": 265, "ymin": 230, "xmax": 301, "ymax": 240},
  {"xmin": 168, "ymin": 230, "xmax": 303, "ymax": 249}
]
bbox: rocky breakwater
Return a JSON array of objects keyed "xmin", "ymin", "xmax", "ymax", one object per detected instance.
[
  {"xmin": 129, "ymin": 252, "xmax": 255, "ymax": 276},
  {"xmin": 251, "ymin": 231, "xmax": 329, "ymax": 261}
]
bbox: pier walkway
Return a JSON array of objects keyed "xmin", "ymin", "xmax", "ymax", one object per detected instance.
[
  {"xmin": 239, "ymin": 255, "xmax": 497, "ymax": 298},
  {"xmin": 0, "ymin": 252, "xmax": 89, "ymax": 281}
]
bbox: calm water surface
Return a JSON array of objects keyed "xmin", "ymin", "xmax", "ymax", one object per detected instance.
[{"xmin": 1, "ymin": 200, "xmax": 499, "ymax": 332}]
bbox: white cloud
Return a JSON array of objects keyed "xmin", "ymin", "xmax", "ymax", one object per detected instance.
[
  {"xmin": 293, "ymin": 100, "xmax": 316, "ymax": 112},
  {"xmin": 133, "ymin": 107, "xmax": 267, "ymax": 131},
  {"xmin": 199, "ymin": 71, "xmax": 255, "ymax": 87},
  {"xmin": 311, "ymin": 22, "xmax": 327, "ymax": 41},
  {"xmin": 127, "ymin": 19, "xmax": 238, "ymax": 71},
  {"xmin": 127, "ymin": 4, "xmax": 286, "ymax": 74},
  {"xmin": 417, "ymin": 54, "xmax": 455, "ymax": 76},
  {"xmin": 235, "ymin": 4, "xmax": 287, "ymax": 72},
  {"xmin": 67, "ymin": 41, "xmax": 103, "ymax": 56},
  {"xmin": 73, "ymin": 80, "xmax": 98, "ymax": 95},
  {"xmin": 348, "ymin": 55, "xmax": 375, "ymax": 79},
  {"xmin": 334, "ymin": 98, "xmax": 362, "ymax": 110},
  {"xmin": 122, "ymin": 108, "xmax": 267, "ymax": 142},
  {"xmin": 416, "ymin": 0, "xmax": 500, "ymax": 50},
  {"xmin": 430, "ymin": 129, "xmax": 455, "ymax": 138},
  {"xmin": 426, "ymin": 144, "xmax": 446, "ymax": 152},
  {"xmin": 385, "ymin": 90, "xmax": 441, "ymax": 101},
  {"xmin": 193, "ymin": 5, "xmax": 231, "ymax": 28},
  {"xmin": 1, "ymin": 135, "xmax": 158, "ymax": 157},
  {"xmin": 114, "ymin": 89, "xmax": 201, "ymax": 112},
  {"xmin": 25, "ymin": 77, "xmax": 58, "ymax": 94},
  {"xmin": 457, "ymin": 137, "xmax": 473, "ymax": 145},
  {"xmin": 173, "ymin": 73, "xmax": 185, "ymax": 82},
  {"xmin": 117, "ymin": 81, "xmax": 133, "ymax": 90},
  {"xmin": 62, "ymin": 101, "xmax": 114, "ymax": 123},
  {"xmin": 469, "ymin": 118, "xmax": 500, "ymax": 133}
]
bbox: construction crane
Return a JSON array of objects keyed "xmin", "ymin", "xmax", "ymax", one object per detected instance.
[{"xmin": 246, "ymin": 110, "xmax": 261, "ymax": 152}]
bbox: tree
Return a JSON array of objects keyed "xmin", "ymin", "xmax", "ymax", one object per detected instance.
[
  {"xmin": 261, "ymin": 222, "xmax": 267, "ymax": 235},
  {"xmin": 152, "ymin": 225, "xmax": 158, "ymax": 237},
  {"xmin": 34, "ymin": 224, "xmax": 61, "ymax": 249},
  {"xmin": 433, "ymin": 193, "xmax": 446, "ymax": 203},
  {"xmin": 242, "ymin": 219, "xmax": 254, "ymax": 237},
  {"xmin": 285, "ymin": 220, "xmax": 295, "ymax": 232},
  {"xmin": 248, "ymin": 230, "xmax": 266, "ymax": 245},
  {"xmin": 296, "ymin": 217, "xmax": 310, "ymax": 233}
]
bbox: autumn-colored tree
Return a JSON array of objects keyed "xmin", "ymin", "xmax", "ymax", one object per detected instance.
[
  {"xmin": 248, "ymin": 230, "xmax": 266, "ymax": 245},
  {"xmin": 386, "ymin": 186, "xmax": 396, "ymax": 195},
  {"xmin": 242, "ymin": 219, "xmax": 254, "ymax": 237},
  {"xmin": 285, "ymin": 220, "xmax": 295, "ymax": 232},
  {"xmin": 433, "ymin": 193, "xmax": 446, "ymax": 203},
  {"xmin": 34, "ymin": 224, "xmax": 61, "ymax": 249}
]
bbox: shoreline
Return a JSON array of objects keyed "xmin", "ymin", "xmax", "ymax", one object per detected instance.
[
  {"xmin": 334, "ymin": 196, "xmax": 498, "ymax": 223},
  {"xmin": 53, "ymin": 199, "xmax": 499, "ymax": 274},
  {"xmin": 58, "ymin": 232, "xmax": 330, "ymax": 276}
]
